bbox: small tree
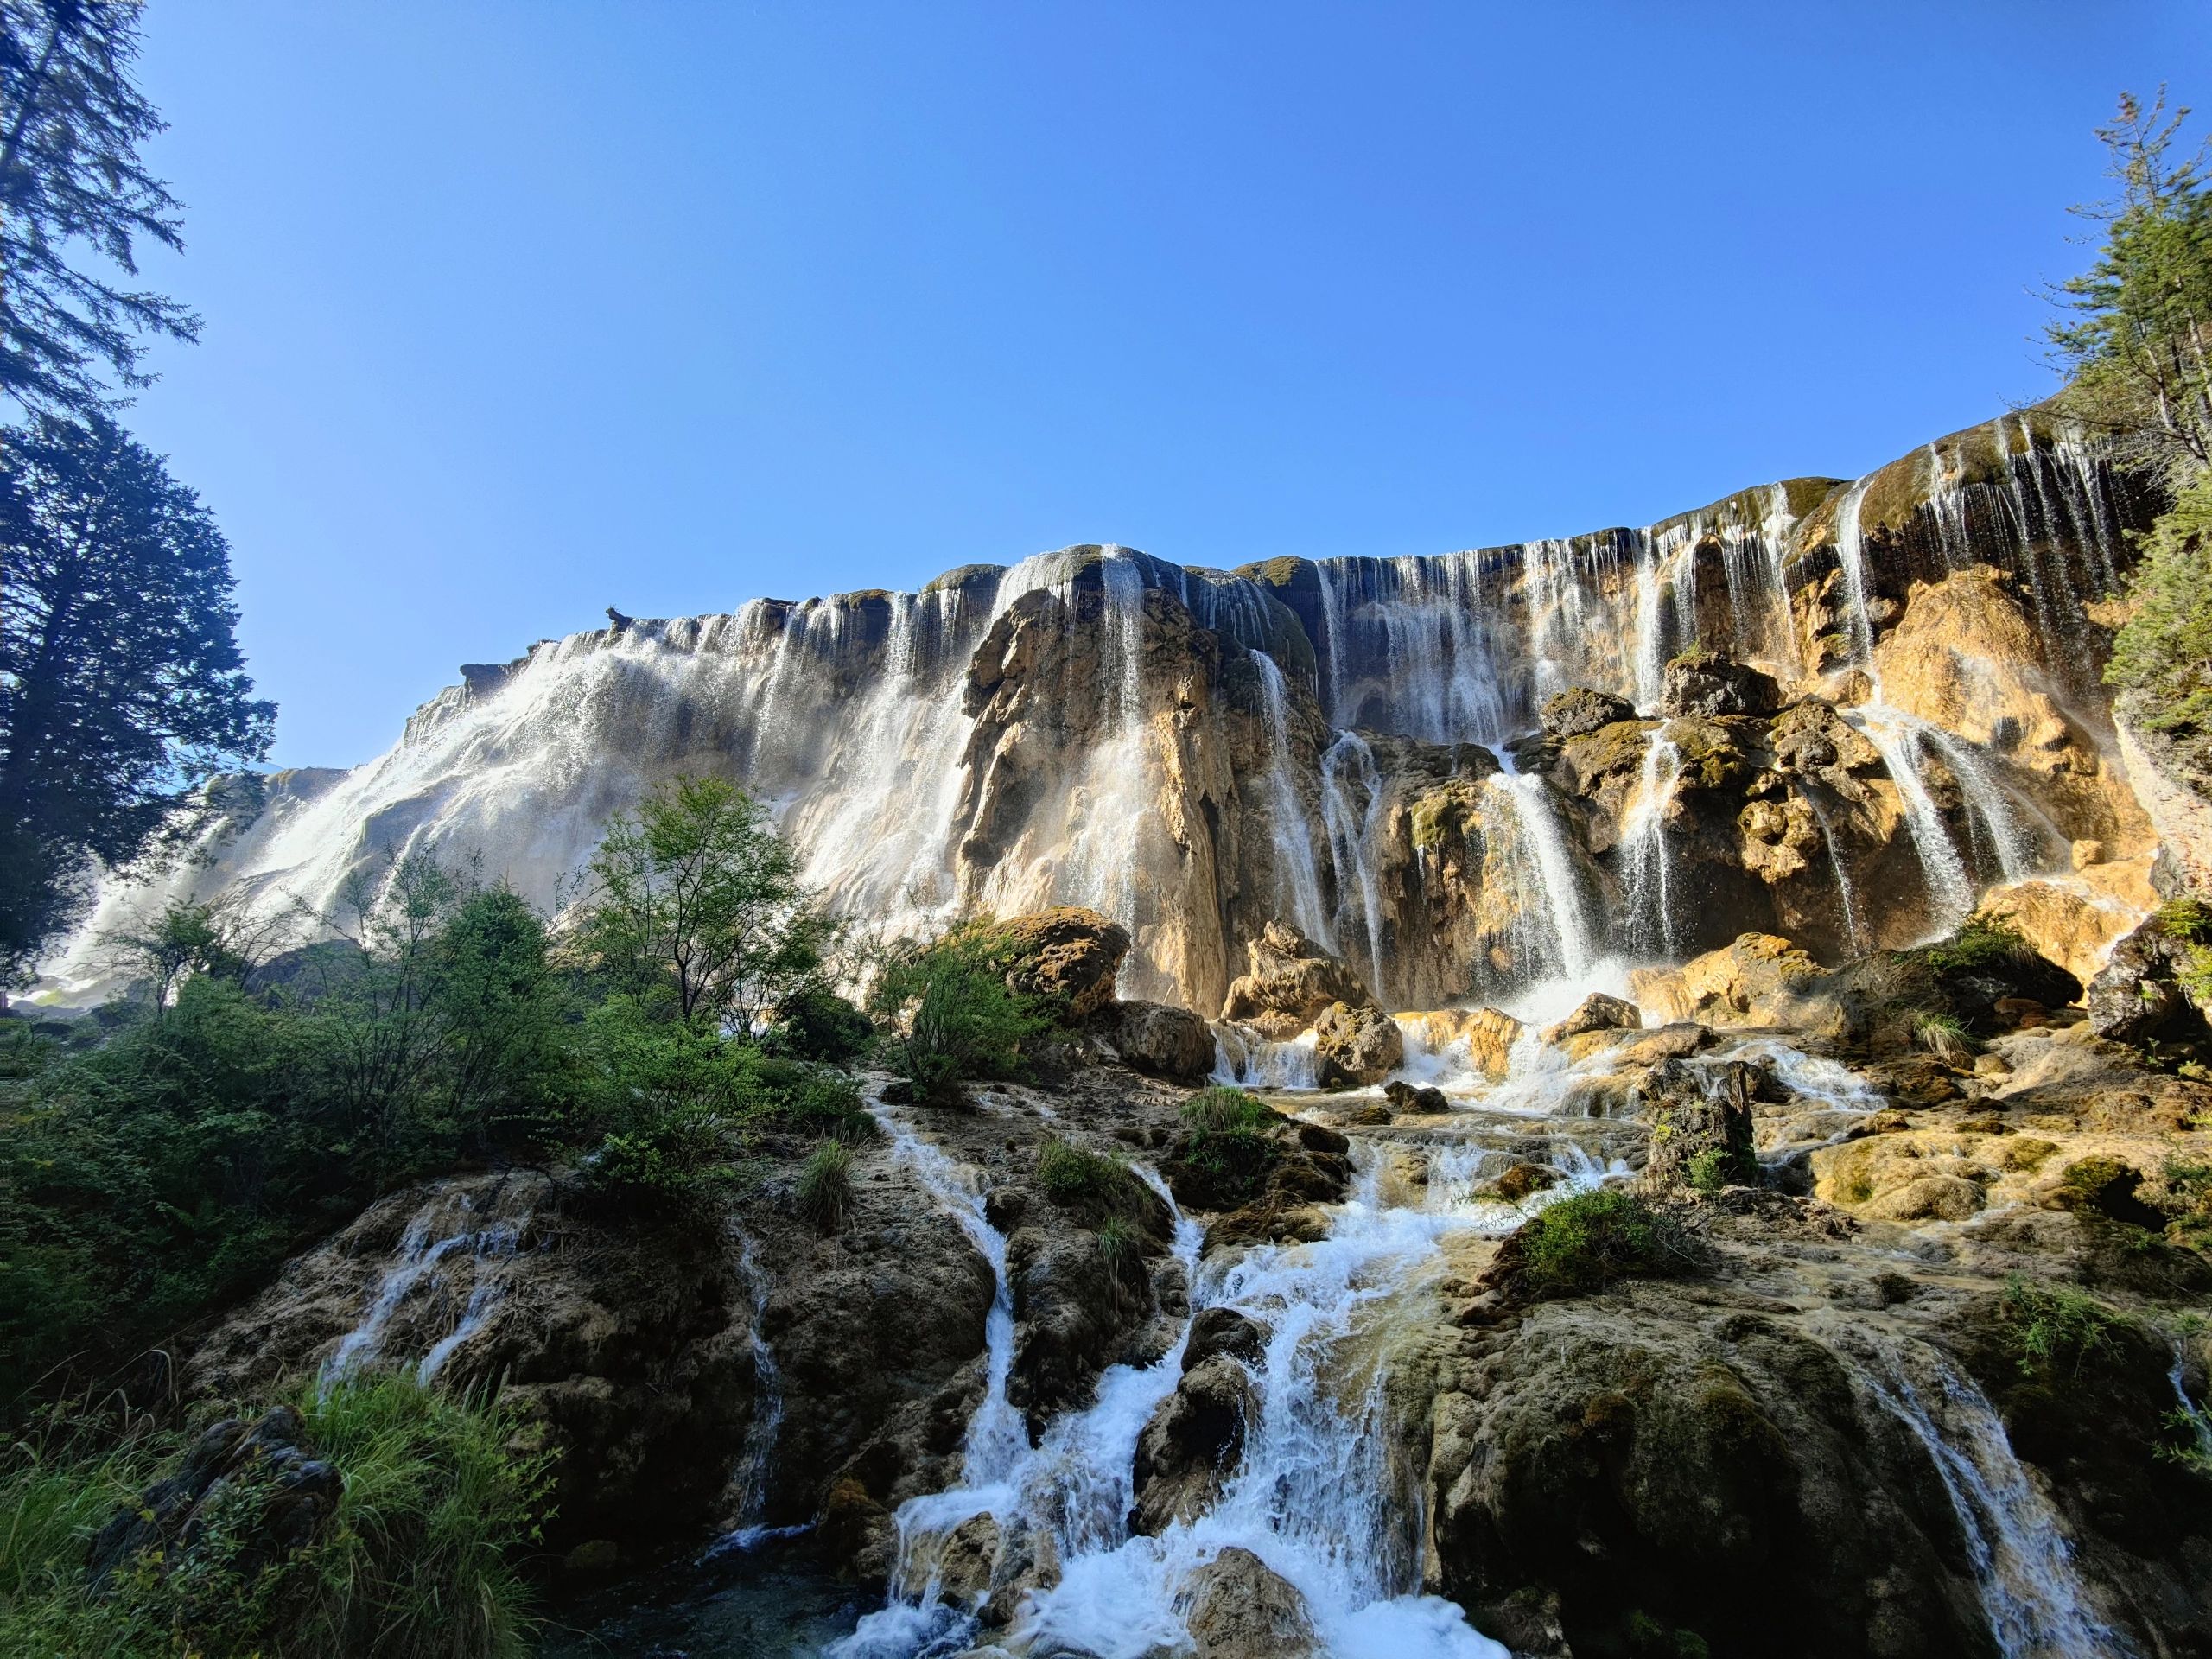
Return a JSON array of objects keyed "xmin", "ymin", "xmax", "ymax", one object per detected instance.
[
  {"xmin": 2048, "ymin": 89, "xmax": 2212, "ymax": 479},
  {"xmin": 99, "ymin": 891, "xmax": 291, "ymax": 1017},
  {"xmin": 580, "ymin": 776, "xmax": 830, "ymax": 1031},
  {"xmin": 870, "ymin": 927, "xmax": 1051, "ymax": 1107}
]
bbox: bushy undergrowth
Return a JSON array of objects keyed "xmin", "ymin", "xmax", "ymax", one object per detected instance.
[
  {"xmin": 1914, "ymin": 916, "xmax": 2040, "ymax": 978},
  {"xmin": 871, "ymin": 925, "xmax": 1052, "ymax": 1108},
  {"xmin": 1036, "ymin": 1137, "xmax": 1141, "ymax": 1216},
  {"xmin": 0, "ymin": 1377, "xmax": 549, "ymax": 1659},
  {"xmin": 2000, "ymin": 1276, "xmax": 2128, "ymax": 1381},
  {"xmin": 1510, "ymin": 1190, "xmax": 1695, "ymax": 1298},
  {"xmin": 1169, "ymin": 1085, "xmax": 1281, "ymax": 1205}
]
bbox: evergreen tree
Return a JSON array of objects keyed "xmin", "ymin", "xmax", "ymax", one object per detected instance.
[
  {"xmin": 0, "ymin": 0, "xmax": 198, "ymax": 421},
  {"xmin": 0, "ymin": 415, "xmax": 275, "ymax": 981}
]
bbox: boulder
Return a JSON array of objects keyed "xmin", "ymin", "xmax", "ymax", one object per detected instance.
[
  {"xmin": 1404, "ymin": 1007, "xmax": 1523, "ymax": 1080},
  {"xmin": 1661, "ymin": 652, "xmax": 1783, "ymax": 718},
  {"xmin": 1221, "ymin": 922, "xmax": 1376, "ymax": 1036},
  {"xmin": 1540, "ymin": 993, "xmax": 1641, "ymax": 1047},
  {"xmin": 1098, "ymin": 998, "xmax": 1218, "ymax": 1084},
  {"xmin": 1478, "ymin": 1161, "xmax": 1560, "ymax": 1204},
  {"xmin": 1634, "ymin": 1058, "xmax": 1760, "ymax": 1192},
  {"xmin": 1176, "ymin": 1546, "xmax": 1319, "ymax": 1659},
  {"xmin": 984, "ymin": 907, "xmax": 1130, "ymax": 1020},
  {"xmin": 1541, "ymin": 686, "xmax": 1638, "ymax": 740},
  {"xmin": 1384, "ymin": 1078, "xmax": 1450, "ymax": 1114},
  {"xmin": 1132, "ymin": 1355, "xmax": 1260, "ymax": 1535},
  {"xmin": 2088, "ymin": 911, "xmax": 2211, "ymax": 1046},
  {"xmin": 1184, "ymin": 1306, "xmax": 1268, "ymax": 1370},
  {"xmin": 89, "ymin": 1407, "xmax": 342, "ymax": 1592},
  {"xmin": 1313, "ymin": 1001, "xmax": 1406, "ymax": 1087},
  {"xmin": 1632, "ymin": 932, "xmax": 1828, "ymax": 1028},
  {"xmin": 1767, "ymin": 697, "xmax": 1883, "ymax": 779}
]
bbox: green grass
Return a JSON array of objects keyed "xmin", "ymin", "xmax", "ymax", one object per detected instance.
[
  {"xmin": 1916, "ymin": 916, "xmax": 2038, "ymax": 977},
  {"xmin": 1173, "ymin": 1086, "xmax": 1281, "ymax": 1205},
  {"xmin": 796, "ymin": 1139, "xmax": 854, "ymax": 1230},
  {"xmin": 1036, "ymin": 1138, "xmax": 1140, "ymax": 1215},
  {"xmin": 0, "ymin": 1376, "xmax": 550, "ymax": 1659},
  {"xmin": 1510, "ymin": 1190, "xmax": 1695, "ymax": 1298},
  {"xmin": 2001, "ymin": 1276, "xmax": 2126, "ymax": 1381}
]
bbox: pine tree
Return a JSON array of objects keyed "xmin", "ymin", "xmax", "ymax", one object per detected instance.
[
  {"xmin": 0, "ymin": 0, "xmax": 198, "ymax": 420},
  {"xmin": 0, "ymin": 415, "xmax": 274, "ymax": 979}
]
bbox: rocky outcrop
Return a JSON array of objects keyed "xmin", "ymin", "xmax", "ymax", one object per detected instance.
[
  {"xmin": 89, "ymin": 1407, "xmax": 341, "ymax": 1592},
  {"xmin": 983, "ymin": 906, "xmax": 1130, "ymax": 1020},
  {"xmin": 1541, "ymin": 687, "xmax": 1637, "ymax": 738},
  {"xmin": 1313, "ymin": 999, "xmax": 1405, "ymax": 1087},
  {"xmin": 1541, "ymin": 992, "xmax": 1640, "ymax": 1046},
  {"xmin": 1221, "ymin": 921, "xmax": 1375, "ymax": 1035},
  {"xmin": 1631, "ymin": 931, "xmax": 1847, "ymax": 1034},
  {"xmin": 1661, "ymin": 652, "xmax": 1783, "ymax": 718},
  {"xmin": 2087, "ymin": 908, "xmax": 2211, "ymax": 1047},
  {"xmin": 1096, "ymin": 997, "xmax": 1218, "ymax": 1083},
  {"xmin": 1178, "ymin": 1547, "xmax": 1319, "ymax": 1659},
  {"xmin": 1635, "ymin": 1058, "xmax": 1762, "ymax": 1192},
  {"xmin": 1131, "ymin": 1353, "xmax": 1259, "ymax": 1535}
]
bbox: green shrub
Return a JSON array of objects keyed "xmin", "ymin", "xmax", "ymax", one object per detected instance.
[
  {"xmin": 2001, "ymin": 1276, "xmax": 2126, "ymax": 1380},
  {"xmin": 1094, "ymin": 1215, "xmax": 1141, "ymax": 1281},
  {"xmin": 795, "ymin": 1140, "xmax": 854, "ymax": 1230},
  {"xmin": 1916, "ymin": 916, "xmax": 2037, "ymax": 977},
  {"xmin": 580, "ymin": 1100, "xmax": 743, "ymax": 1203},
  {"xmin": 0, "ymin": 1378, "xmax": 549, "ymax": 1659},
  {"xmin": 871, "ymin": 931, "xmax": 1052, "ymax": 1108},
  {"xmin": 1685, "ymin": 1147, "xmax": 1743, "ymax": 1196},
  {"xmin": 1668, "ymin": 641, "xmax": 1717, "ymax": 669},
  {"xmin": 763, "ymin": 988, "xmax": 875, "ymax": 1065},
  {"xmin": 1036, "ymin": 1138, "xmax": 1139, "ymax": 1216},
  {"xmin": 1172, "ymin": 1086, "xmax": 1281, "ymax": 1205},
  {"xmin": 1510, "ymin": 1190, "xmax": 1694, "ymax": 1298}
]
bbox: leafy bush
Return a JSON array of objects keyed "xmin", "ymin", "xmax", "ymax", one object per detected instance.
[
  {"xmin": 871, "ymin": 930, "xmax": 1052, "ymax": 1107},
  {"xmin": 764, "ymin": 988, "xmax": 875, "ymax": 1065},
  {"xmin": 0, "ymin": 1378, "xmax": 549, "ymax": 1659},
  {"xmin": 1509, "ymin": 1190, "xmax": 1695, "ymax": 1298},
  {"xmin": 1171, "ymin": 1085, "xmax": 1281, "ymax": 1204},
  {"xmin": 795, "ymin": 1140, "xmax": 854, "ymax": 1230},
  {"xmin": 2001, "ymin": 1276, "xmax": 2126, "ymax": 1380},
  {"xmin": 1035, "ymin": 1138, "xmax": 1140, "ymax": 1217},
  {"xmin": 1916, "ymin": 916, "xmax": 2038, "ymax": 977},
  {"xmin": 1685, "ymin": 1147, "xmax": 1751, "ymax": 1196}
]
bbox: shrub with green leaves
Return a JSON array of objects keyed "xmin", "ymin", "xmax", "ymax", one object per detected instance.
[
  {"xmin": 871, "ymin": 929, "xmax": 1052, "ymax": 1107},
  {"xmin": 1508, "ymin": 1189, "xmax": 1695, "ymax": 1298},
  {"xmin": 1035, "ymin": 1137, "xmax": 1141, "ymax": 1217},
  {"xmin": 1172, "ymin": 1085, "xmax": 1281, "ymax": 1204}
]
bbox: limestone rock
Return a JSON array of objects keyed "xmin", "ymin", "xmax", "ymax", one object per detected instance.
[
  {"xmin": 1313, "ymin": 1000, "xmax": 1405, "ymax": 1087},
  {"xmin": 1631, "ymin": 932, "xmax": 1841, "ymax": 1033},
  {"xmin": 1097, "ymin": 998, "xmax": 1218, "ymax": 1083},
  {"xmin": 1541, "ymin": 992, "xmax": 1641, "ymax": 1046},
  {"xmin": 1635, "ymin": 1058, "xmax": 1760, "ymax": 1192},
  {"xmin": 2088, "ymin": 911, "xmax": 2211, "ymax": 1046},
  {"xmin": 1132, "ymin": 1355, "xmax": 1258, "ymax": 1535},
  {"xmin": 1384, "ymin": 1078, "xmax": 1449, "ymax": 1113},
  {"xmin": 1177, "ymin": 1546, "xmax": 1319, "ymax": 1659},
  {"xmin": 89, "ymin": 1407, "xmax": 341, "ymax": 1592},
  {"xmin": 1221, "ymin": 921, "xmax": 1376, "ymax": 1035},
  {"xmin": 1184, "ymin": 1306, "xmax": 1268, "ymax": 1370},
  {"xmin": 1541, "ymin": 686, "xmax": 1637, "ymax": 739},
  {"xmin": 1404, "ymin": 1006, "xmax": 1523, "ymax": 1079},
  {"xmin": 1662, "ymin": 652, "xmax": 1783, "ymax": 718},
  {"xmin": 984, "ymin": 906, "xmax": 1130, "ymax": 1020}
]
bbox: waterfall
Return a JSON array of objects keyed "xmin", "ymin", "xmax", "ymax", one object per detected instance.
[
  {"xmin": 1211, "ymin": 1025, "xmax": 1323, "ymax": 1090},
  {"xmin": 1800, "ymin": 785, "xmax": 1869, "ymax": 954},
  {"xmin": 1622, "ymin": 728, "xmax": 1683, "ymax": 957},
  {"xmin": 1320, "ymin": 730, "xmax": 1389, "ymax": 993},
  {"xmin": 1832, "ymin": 474, "xmax": 1883, "ymax": 682},
  {"xmin": 1252, "ymin": 651, "xmax": 1333, "ymax": 946},
  {"xmin": 1851, "ymin": 1334, "xmax": 2125, "ymax": 1659},
  {"xmin": 731, "ymin": 1231, "xmax": 786, "ymax": 1525},
  {"xmin": 320, "ymin": 1192, "xmax": 525, "ymax": 1389},
  {"xmin": 1489, "ymin": 763, "xmax": 1599, "ymax": 983},
  {"xmin": 1851, "ymin": 707, "xmax": 1980, "ymax": 931}
]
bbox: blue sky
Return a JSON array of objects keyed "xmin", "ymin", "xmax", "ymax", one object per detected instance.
[{"xmin": 124, "ymin": 1, "xmax": 2212, "ymax": 767}]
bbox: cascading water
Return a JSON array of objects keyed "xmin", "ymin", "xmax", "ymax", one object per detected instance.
[
  {"xmin": 1252, "ymin": 650, "xmax": 1334, "ymax": 948},
  {"xmin": 1846, "ymin": 1332, "xmax": 2126, "ymax": 1659},
  {"xmin": 320, "ymin": 1192, "xmax": 526, "ymax": 1389},
  {"xmin": 1319, "ymin": 729, "xmax": 1389, "ymax": 993},
  {"xmin": 1486, "ymin": 760, "xmax": 1599, "ymax": 983},
  {"xmin": 1622, "ymin": 728, "xmax": 1683, "ymax": 957}
]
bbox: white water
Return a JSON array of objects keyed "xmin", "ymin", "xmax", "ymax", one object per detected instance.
[
  {"xmin": 1622, "ymin": 727, "xmax": 1683, "ymax": 957},
  {"xmin": 321, "ymin": 1192, "xmax": 525, "ymax": 1389},
  {"xmin": 1490, "ymin": 761, "xmax": 1599, "ymax": 982},
  {"xmin": 1320, "ymin": 729, "xmax": 1390, "ymax": 995},
  {"xmin": 1852, "ymin": 1334, "xmax": 2124, "ymax": 1659},
  {"xmin": 731, "ymin": 1231, "xmax": 787, "ymax": 1524},
  {"xmin": 1254, "ymin": 651, "xmax": 1334, "ymax": 948}
]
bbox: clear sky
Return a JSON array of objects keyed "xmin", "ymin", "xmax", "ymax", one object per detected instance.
[{"xmin": 122, "ymin": 0, "xmax": 2212, "ymax": 767}]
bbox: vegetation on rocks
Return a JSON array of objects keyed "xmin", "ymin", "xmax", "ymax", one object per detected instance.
[
  {"xmin": 1172, "ymin": 1085, "xmax": 1281, "ymax": 1205},
  {"xmin": 0, "ymin": 1377, "xmax": 549, "ymax": 1659},
  {"xmin": 870, "ymin": 922, "xmax": 1055, "ymax": 1106},
  {"xmin": 1497, "ymin": 1190, "xmax": 1697, "ymax": 1300}
]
